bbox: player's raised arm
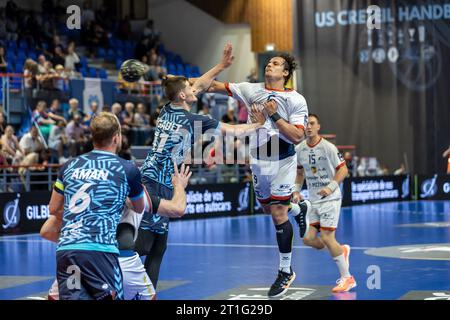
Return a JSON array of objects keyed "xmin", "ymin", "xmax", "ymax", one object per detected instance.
[
  {"xmin": 263, "ymin": 100, "xmax": 305, "ymax": 144},
  {"xmin": 189, "ymin": 43, "xmax": 234, "ymax": 95}
]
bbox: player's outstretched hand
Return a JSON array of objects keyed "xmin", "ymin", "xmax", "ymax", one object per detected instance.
[
  {"xmin": 263, "ymin": 99, "xmax": 278, "ymax": 116},
  {"xmin": 220, "ymin": 43, "xmax": 234, "ymax": 69},
  {"xmin": 172, "ymin": 163, "xmax": 193, "ymax": 189},
  {"xmin": 250, "ymin": 104, "xmax": 267, "ymax": 125},
  {"xmin": 291, "ymin": 191, "xmax": 303, "ymax": 204}
]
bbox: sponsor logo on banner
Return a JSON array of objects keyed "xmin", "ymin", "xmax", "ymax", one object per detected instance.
[
  {"xmin": 2, "ymin": 194, "xmax": 21, "ymax": 229},
  {"xmin": 420, "ymin": 174, "xmax": 438, "ymax": 198},
  {"xmin": 314, "ymin": 3, "xmax": 450, "ymax": 91},
  {"xmin": 402, "ymin": 175, "xmax": 410, "ymax": 199}
]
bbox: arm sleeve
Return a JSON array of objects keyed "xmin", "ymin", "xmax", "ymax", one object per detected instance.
[
  {"xmin": 288, "ymin": 96, "xmax": 309, "ymax": 129},
  {"xmin": 53, "ymin": 161, "xmax": 70, "ymax": 195},
  {"xmin": 125, "ymin": 164, "xmax": 144, "ymax": 200},
  {"xmin": 224, "ymin": 82, "xmax": 255, "ymax": 106},
  {"xmin": 188, "ymin": 113, "xmax": 220, "ymax": 134},
  {"xmin": 328, "ymin": 143, "xmax": 346, "ymax": 171}
]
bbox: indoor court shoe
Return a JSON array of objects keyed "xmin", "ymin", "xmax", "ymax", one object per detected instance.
[
  {"xmin": 294, "ymin": 199, "xmax": 311, "ymax": 238},
  {"xmin": 332, "ymin": 276, "xmax": 357, "ymax": 293},
  {"xmin": 268, "ymin": 268, "xmax": 296, "ymax": 298}
]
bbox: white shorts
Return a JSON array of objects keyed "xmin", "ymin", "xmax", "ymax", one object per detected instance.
[
  {"xmin": 120, "ymin": 253, "xmax": 155, "ymax": 300},
  {"xmin": 250, "ymin": 155, "xmax": 296, "ymax": 205},
  {"xmin": 308, "ymin": 199, "xmax": 342, "ymax": 231}
]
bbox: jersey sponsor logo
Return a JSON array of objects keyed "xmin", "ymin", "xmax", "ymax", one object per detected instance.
[{"xmin": 71, "ymin": 168, "xmax": 109, "ymax": 181}]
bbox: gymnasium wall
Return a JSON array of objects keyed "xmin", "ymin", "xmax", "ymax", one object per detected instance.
[{"xmin": 147, "ymin": 0, "xmax": 256, "ymax": 82}]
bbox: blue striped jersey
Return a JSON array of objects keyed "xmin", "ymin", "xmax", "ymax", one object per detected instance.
[{"xmin": 54, "ymin": 150, "xmax": 144, "ymax": 254}]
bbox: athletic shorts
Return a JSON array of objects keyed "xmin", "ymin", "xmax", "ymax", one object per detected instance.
[
  {"xmin": 119, "ymin": 251, "xmax": 155, "ymax": 300},
  {"xmin": 250, "ymin": 154, "xmax": 297, "ymax": 205},
  {"xmin": 56, "ymin": 250, "xmax": 123, "ymax": 300},
  {"xmin": 309, "ymin": 199, "xmax": 342, "ymax": 231}
]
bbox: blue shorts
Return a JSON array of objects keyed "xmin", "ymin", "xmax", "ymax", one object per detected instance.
[
  {"xmin": 139, "ymin": 179, "xmax": 172, "ymax": 233},
  {"xmin": 56, "ymin": 250, "xmax": 124, "ymax": 300}
]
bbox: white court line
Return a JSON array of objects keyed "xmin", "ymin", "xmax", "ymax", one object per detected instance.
[
  {"xmin": 167, "ymin": 242, "xmax": 374, "ymax": 250},
  {"xmin": 0, "ymin": 238, "xmax": 373, "ymax": 250}
]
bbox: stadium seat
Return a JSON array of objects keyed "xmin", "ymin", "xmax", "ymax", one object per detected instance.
[
  {"xmin": 98, "ymin": 69, "xmax": 108, "ymax": 79},
  {"xmin": 97, "ymin": 47, "xmax": 106, "ymax": 58},
  {"xmin": 17, "ymin": 50, "xmax": 27, "ymax": 61},
  {"xmin": 89, "ymin": 67, "xmax": 97, "ymax": 78},
  {"xmin": 80, "ymin": 57, "xmax": 88, "ymax": 69},
  {"xmin": 175, "ymin": 63, "xmax": 184, "ymax": 76},
  {"xmin": 19, "ymin": 40, "xmax": 28, "ymax": 50},
  {"xmin": 80, "ymin": 68, "xmax": 89, "ymax": 78}
]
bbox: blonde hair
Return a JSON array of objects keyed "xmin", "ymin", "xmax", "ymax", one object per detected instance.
[{"xmin": 90, "ymin": 112, "xmax": 121, "ymax": 147}]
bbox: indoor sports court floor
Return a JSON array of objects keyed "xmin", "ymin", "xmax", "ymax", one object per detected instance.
[{"xmin": 0, "ymin": 200, "xmax": 449, "ymax": 300}]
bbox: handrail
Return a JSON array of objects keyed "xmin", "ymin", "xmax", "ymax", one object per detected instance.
[{"xmin": 0, "ymin": 164, "xmax": 62, "ymax": 169}]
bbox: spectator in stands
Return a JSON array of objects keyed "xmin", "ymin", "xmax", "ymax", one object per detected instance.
[
  {"xmin": 49, "ymin": 99, "xmax": 64, "ymax": 118},
  {"xmin": 1, "ymin": 125, "xmax": 25, "ymax": 165},
  {"xmin": 111, "ymin": 103, "xmax": 123, "ymax": 122},
  {"xmin": 118, "ymin": 135, "xmax": 132, "ymax": 160},
  {"xmin": 32, "ymin": 101, "xmax": 57, "ymax": 139},
  {"xmin": 48, "ymin": 35, "xmax": 64, "ymax": 59},
  {"xmin": 394, "ymin": 164, "xmax": 406, "ymax": 176},
  {"xmin": 118, "ymin": 15, "xmax": 132, "ymax": 40},
  {"xmin": 65, "ymin": 42, "xmax": 80, "ymax": 77},
  {"xmin": 51, "ymin": 46, "xmax": 66, "ymax": 68},
  {"xmin": 83, "ymin": 101, "xmax": 98, "ymax": 126},
  {"xmin": 122, "ymin": 102, "xmax": 136, "ymax": 140},
  {"xmin": 48, "ymin": 120, "xmax": 68, "ymax": 164},
  {"xmin": 134, "ymin": 103, "xmax": 151, "ymax": 127},
  {"xmin": 142, "ymin": 20, "xmax": 159, "ymax": 45},
  {"xmin": 344, "ymin": 152, "xmax": 354, "ymax": 177},
  {"xmin": 19, "ymin": 125, "xmax": 48, "ymax": 168},
  {"xmin": 66, "ymin": 114, "xmax": 88, "ymax": 157},
  {"xmin": 221, "ymin": 106, "xmax": 237, "ymax": 124},
  {"xmin": 53, "ymin": 64, "xmax": 69, "ymax": 91},
  {"xmin": 68, "ymin": 98, "xmax": 85, "ymax": 120},
  {"xmin": 23, "ymin": 59, "xmax": 39, "ymax": 107},
  {"xmin": 36, "ymin": 61, "xmax": 57, "ymax": 91},
  {"xmin": 5, "ymin": 14, "xmax": 19, "ymax": 42},
  {"xmin": 135, "ymin": 38, "xmax": 151, "ymax": 62},
  {"xmin": 5, "ymin": 0, "xmax": 19, "ymax": 18},
  {"xmin": 134, "ymin": 103, "xmax": 152, "ymax": 145},
  {"xmin": 81, "ymin": 0, "xmax": 96, "ymax": 26},
  {"xmin": 201, "ymin": 93, "xmax": 216, "ymax": 110},
  {"xmin": 198, "ymin": 104, "xmax": 212, "ymax": 118},
  {"xmin": 101, "ymin": 104, "xmax": 111, "ymax": 112},
  {"xmin": 246, "ymin": 68, "xmax": 258, "ymax": 83},
  {"xmin": 38, "ymin": 55, "xmax": 48, "ymax": 74},
  {"xmin": 0, "ymin": 46, "xmax": 7, "ymax": 73},
  {"xmin": 0, "ymin": 112, "xmax": 6, "ymax": 136},
  {"xmin": 0, "ymin": 10, "xmax": 7, "ymax": 40}
]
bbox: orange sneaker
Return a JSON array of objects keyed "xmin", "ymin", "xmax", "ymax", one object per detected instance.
[
  {"xmin": 332, "ymin": 276, "xmax": 357, "ymax": 293},
  {"xmin": 342, "ymin": 244, "xmax": 351, "ymax": 267}
]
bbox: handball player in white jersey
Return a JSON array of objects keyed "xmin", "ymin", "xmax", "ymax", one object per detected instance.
[
  {"xmin": 293, "ymin": 114, "xmax": 356, "ymax": 293},
  {"xmin": 198, "ymin": 54, "xmax": 310, "ymax": 297}
]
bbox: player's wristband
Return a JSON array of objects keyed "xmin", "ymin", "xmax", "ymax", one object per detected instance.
[
  {"xmin": 270, "ymin": 112, "xmax": 282, "ymax": 122},
  {"xmin": 326, "ymin": 180, "xmax": 339, "ymax": 193}
]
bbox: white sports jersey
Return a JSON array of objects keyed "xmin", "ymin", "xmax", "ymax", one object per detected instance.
[
  {"xmin": 225, "ymin": 82, "xmax": 308, "ymax": 149},
  {"xmin": 120, "ymin": 207, "xmax": 143, "ymax": 242},
  {"xmin": 296, "ymin": 137, "xmax": 346, "ymax": 203}
]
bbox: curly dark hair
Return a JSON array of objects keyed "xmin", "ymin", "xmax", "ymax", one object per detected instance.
[{"xmin": 266, "ymin": 53, "xmax": 298, "ymax": 85}]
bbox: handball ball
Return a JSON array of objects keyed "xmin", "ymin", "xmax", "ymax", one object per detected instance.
[{"xmin": 120, "ymin": 59, "xmax": 146, "ymax": 82}]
